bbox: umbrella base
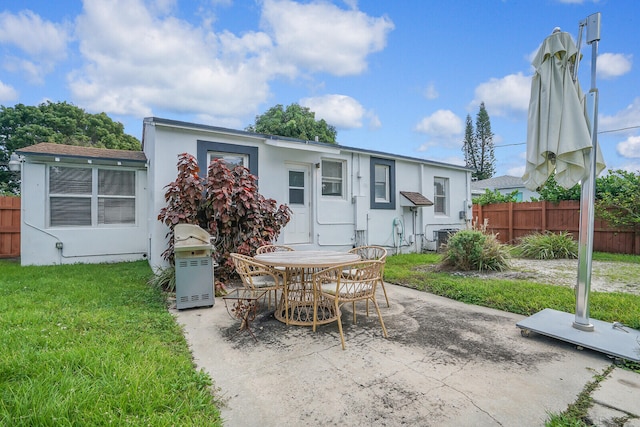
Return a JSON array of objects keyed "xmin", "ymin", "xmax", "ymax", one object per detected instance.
[{"xmin": 517, "ymin": 308, "xmax": 640, "ymax": 362}]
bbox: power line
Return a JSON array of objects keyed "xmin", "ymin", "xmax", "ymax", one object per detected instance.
[{"xmin": 494, "ymin": 125, "xmax": 640, "ymax": 148}]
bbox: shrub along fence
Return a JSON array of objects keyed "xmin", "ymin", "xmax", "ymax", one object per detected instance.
[
  {"xmin": 0, "ymin": 196, "xmax": 20, "ymax": 258},
  {"xmin": 473, "ymin": 200, "xmax": 640, "ymax": 255}
]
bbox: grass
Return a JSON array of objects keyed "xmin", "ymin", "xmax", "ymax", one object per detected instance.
[
  {"xmin": 385, "ymin": 252, "xmax": 640, "ymax": 329},
  {"xmin": 385, "ymin": 251, "xmax": 640, "ymax": 427},
  {"xmin": 1, "ymin": 251, "xmax": 637, "ymax": 425},
  {"xmin": 0, "ymin": 259, "xmax": 221, "ymax": 426}
]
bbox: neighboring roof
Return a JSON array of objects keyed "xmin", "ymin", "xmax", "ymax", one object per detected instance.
[
  {"xmin": 400, "ymin": 191, "xmax": 433, "ymax": 206},
  {"xmin": 144, "ymin": 117, "xmax": 473, "ymax": 172},
  {"xmin": 17, "ymin": 143, "xmax": 147, "ymax": 165},
  {"xmin": 471, "ymin": 175, "xmax": 526, "ymax": 192}
]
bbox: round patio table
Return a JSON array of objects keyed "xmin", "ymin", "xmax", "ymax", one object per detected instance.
[{"xmin": 254, "ymin": 250, "xmax": 360, "ymax": 326}]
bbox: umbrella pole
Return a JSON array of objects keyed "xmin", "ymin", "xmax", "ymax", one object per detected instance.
[{"xmin": 573, "ymin": 13, "xmax": 601, "ymax": 332}]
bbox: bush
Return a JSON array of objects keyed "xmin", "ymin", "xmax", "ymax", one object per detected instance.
[
  {"xmin": 148, "ymin": 266, "xmax": 176, "ymax": 292},
  {"xmin": 515, "ymin": 231, "xmax": 578, "ymax": 260},
  {"xmin": 440, "ymin": 229, "xmax": 510, "ymax": 271}
]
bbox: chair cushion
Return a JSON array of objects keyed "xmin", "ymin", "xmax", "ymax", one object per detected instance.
[
  {"xmin": 321, "ymin": 282, "xmax": 367, "ymax": 297},
  {"xmin": 251, "ymin": 276, "xmax": 278, "ymax": 288}
]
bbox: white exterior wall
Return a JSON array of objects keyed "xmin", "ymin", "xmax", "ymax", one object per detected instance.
[
  {"xmin": 144, "ymin": 118, "xmax": 471, "ymax": 269},
  {"xmin": 352, "ymin": 155, "xmax": 471, "ymax": 254},
  {"xmin": 20, "ymin": 161, "xmax": 148, "ymax": 266}
]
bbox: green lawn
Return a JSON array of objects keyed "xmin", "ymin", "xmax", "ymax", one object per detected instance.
[
  {"xmin": 1, "ymin": 252, "xmax": 638, "ymax": 426},
  {"xmin": 0, "ymin": 260, "xmax": 221, "ymax": 426},
  {"xmin": 385, "ymin": 251, "xmax": 640, "ymax": 329}
]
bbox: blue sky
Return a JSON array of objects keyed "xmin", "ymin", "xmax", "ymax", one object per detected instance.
[{"xmin": 1, "ymin": 0, "xmax": 639, "ymax": 177}]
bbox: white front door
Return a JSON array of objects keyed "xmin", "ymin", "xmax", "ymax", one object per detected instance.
[{"xmin": 284, "ymin": 164, "xmax": 311, "ymax": 244}]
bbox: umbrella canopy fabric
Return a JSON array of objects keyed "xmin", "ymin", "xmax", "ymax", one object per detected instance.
[{"xmin": 523, "ymin": 30, "xmax": 605, "ymax": 191}]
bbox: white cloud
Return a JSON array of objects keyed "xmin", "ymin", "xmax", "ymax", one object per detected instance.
[
  {"xmin": 423, "ymin": 82, "xmax": 438, "ymax": 100},
  {"xmin": 367, "ymin": 112, "xmax": 381, "ymax": 130},
  {"xmin": 600, "ymin": 97, "xmax": 640, "ymax": 134},
  {"xmin": 617, "ymin": 162, "xmax": 640, "ymax": 173},
  {"xmin": 471, "ymin": 72, "xmax": 531, "ymax": 117},
  {"xmin": 506, "ymin": 165, "xmax": 526, "ymax": 177},
  {"xmin": 70, "ymin": 0, "xmax": 275, "ymax": 117},
  {"xmin": 414, "ymin": 110, "xmax": 463, "ymax": 138},
  {"xmin": 66, "ymin": 0, "xmax": 392, "ymax": 122},
  {"xmin": 0, "ymin": 81, "xmax": 18, "ymax": 102},
  {"xmin": 300, "ymin": 94, "xmax": 365, "ymax": 129},
  {"xmin": 597, "ymin": 53, "xmax": 632, "ymax": 79},
  {"xmin": 0, "ymin": 10, "xmax": 70, "ymax": 83},
  {"xmin": 260, "ymin": 0, "xmax": 394, "ymax": 76},
  {"xmin": 616, "ymin": 135, "xmax": 640, "ymax": 159}
]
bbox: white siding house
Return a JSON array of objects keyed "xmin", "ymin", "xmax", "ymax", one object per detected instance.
[
  {"xmin": 143, "ymin": 118, "xmax": 473, "ymax": 269},
  {"xmin": 15, "ymin": 117, "xmax": 472, "ymax": 267},
  {"xmin": 16, "ymin": 143, "xmax": 148, "ymax": 266}
]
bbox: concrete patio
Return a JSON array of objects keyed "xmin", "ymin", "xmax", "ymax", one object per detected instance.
[{"xmin": 175, "ymin": 283, "xmax": 640, "ymax": 426}]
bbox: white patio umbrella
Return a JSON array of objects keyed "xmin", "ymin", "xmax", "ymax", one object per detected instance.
[
  {"xmin": 517, "ymin": 14, "xmax": 640, "ymax": 363},
  {"xmin": 523, "ymin": 28, "xmax": 605, "ymax": 191}
]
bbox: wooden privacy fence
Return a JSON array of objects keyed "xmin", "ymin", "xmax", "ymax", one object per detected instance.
[
  {"xmin": 0, "ymin": 196, "xmax": 20, "ymax": 258},
  {"xmin": 472, "ymin": 200, "xmax": 640, "ymax": 255}
]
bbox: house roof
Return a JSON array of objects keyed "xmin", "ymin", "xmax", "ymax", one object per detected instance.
[
  {"xmin": 400, "ymin": 191, "xmax": 433, "ymax": 206},
  {"xmin": 471, "ymin": 175, "xmax": 526, "ymax": 191},
  {"xmin": 17, "ymin": 143, "xmax": 147, "ymax": 166},
  {"xmin": 144, "ymin": 117, "xmax": 474, "ymax": 172}
]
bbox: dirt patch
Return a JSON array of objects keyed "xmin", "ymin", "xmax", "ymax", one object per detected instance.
[{"xmin": 434, "ymin": 258, "xmax": 640, "ymax": 295}]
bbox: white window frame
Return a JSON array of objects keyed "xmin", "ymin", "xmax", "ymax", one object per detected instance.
[
  {"xmin": 434, "ymin": 177, "xmax": 449, "ymax": 216},
  {"xmin": 374, "ymin": 164, "xmax": 390, "ymax": 203},
  {"xmin": 48, "ymin": 165, "xmax": 136, "ymax": 227},
  {"xmin": 321, "ymin": 159, "xmax": 345, "ymax": 198}
]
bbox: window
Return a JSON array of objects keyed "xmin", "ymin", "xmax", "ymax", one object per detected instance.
[
  {"xmin": 208, "ymin": 151, "xmax": 248, "ymax": 168},
  {"xmin": 321, "ymin": 160, "xmax": 344, "ymax": 197},
  {"xmin": 289, "ymin": 170, "xmax": 305, "ymax": 205},
  {"xmin": 49, "ymin": 166, "xmax": 136, "ymax": 227},
  {"xmin": 434, "ymin": 177, "xmax": 449, "ymax": 215},
  {"xmin": 197, "ymin": 140, "xmax": 258, "ymax": 176},
  {"xmin": 370, "ymin": 157, "xmax": 395, "ymax": 209},
  {"xmin": 374, "ymin": 164, "xmax": 390, "ymax": 203}
]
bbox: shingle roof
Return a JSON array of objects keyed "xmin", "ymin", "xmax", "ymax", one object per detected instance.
[
  {"xmin": 17, "ymin": 143, "xmax": 147, "ymax": 163},
  {"xmin": 400, "ymin": 191, "xmax": 433, "ymax": 206}
]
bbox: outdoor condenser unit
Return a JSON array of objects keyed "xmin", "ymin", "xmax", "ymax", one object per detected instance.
[{"xmin": 174, "ymin": 224, "xmax": 215, "ymax": 310}]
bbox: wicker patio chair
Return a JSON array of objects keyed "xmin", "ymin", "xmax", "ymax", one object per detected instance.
[
  {"xmin": 312, "ymin": 260, "xmax": 388, "ymax": 350},
  {"xmin": 348, "ymin": 245, "xmax": 389, "ymax": 308},
  {"xmin": 230, "ymin": 253, "xmax": 284, "ymax": 309},
  {"xmin": 255, "ymin": 244, "xmax": 294, "ymax": 254}
]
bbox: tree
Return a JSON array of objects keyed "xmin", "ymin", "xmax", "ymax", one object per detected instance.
[
  {"xmin": 0, "ymin": 101, "xmax": 141, "ymax": 194},
  {"xmin": 462, "ymin": 103, "xmax": 495, "ymax": 180},
  {"xmin": 246, "ymin": 103, "xmax": 337, "ymax": 143},
  {"xmin": 157, "ymin": 154, "xmax": 291, "ymax": 283},
  {"xmin": 595, "ymin": 169, "xmax": 640, "ymax": 231},
  {"xmin": 462, "ymin": 114, "xmax": 477, "ymax": 172},
  {"xmin": 532, "ymin": 173, "xmax": 581, "ymax": 202},
  {"xmin": 474, "ymin": 102, "xmax": 495, "ymax": 180}
]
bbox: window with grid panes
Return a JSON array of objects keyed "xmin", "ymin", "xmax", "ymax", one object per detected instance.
[
  {"xmin": 49, "ymin": 166, "xmax": 136, "ymax": 227},
  {"xmin": 434, "ymin": 177, "xmax": 448, "ymax": 215},
  {"xmin": 321, "ymin": 160, "xmax": 344, "ymax": 197}
]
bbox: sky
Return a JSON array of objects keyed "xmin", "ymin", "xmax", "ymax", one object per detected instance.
[{"xmin": 1, "ymin": 0, "xmax": 639, "ymax": 177}]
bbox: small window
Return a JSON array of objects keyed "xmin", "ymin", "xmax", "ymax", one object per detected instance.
[
  {"xmin": 289, "ymin": 170, "xmax": 305, "ymax": 205},
  {"xmin": 209, "ymin": 152, "xmax": 248, "ymax": 168},
  {"xmin": 434, "ymin": 177, "xmax": 449, "ymax": 215},
  {"xmin": 321, "ymin": 160, "xmax": 344, "ymax": 197},
  {"xmin": 370, "ymin": 157, "xmax": 395, "ymax": 209},
  {"xmin": 374, "ymin": 164, "xmax": 390, "ymax": 203}
]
